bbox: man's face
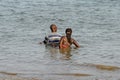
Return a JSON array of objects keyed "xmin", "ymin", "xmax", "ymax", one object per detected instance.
[{"xmin": 66, "ymin": 30, "xmax": 72, "ymax": 35}]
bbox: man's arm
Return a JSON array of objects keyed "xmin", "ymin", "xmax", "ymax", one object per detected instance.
[{"xmin": 72, "ymin": 39, "xmax": 80, "ymax": 48}]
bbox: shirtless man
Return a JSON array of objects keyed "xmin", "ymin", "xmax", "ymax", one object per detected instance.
[{"xmin": 59, "ymin": 28, "xmax": 80, "ymax": 49}]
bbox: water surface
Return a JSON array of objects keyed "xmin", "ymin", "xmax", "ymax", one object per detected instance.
[{"xmin": 0, "ymin": 0, "xmax": 120, "ymax": 80}]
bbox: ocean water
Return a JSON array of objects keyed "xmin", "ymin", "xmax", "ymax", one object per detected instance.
[{"xmin": 0, "ymin": 0, "xmax": 120, "ymax": 80}]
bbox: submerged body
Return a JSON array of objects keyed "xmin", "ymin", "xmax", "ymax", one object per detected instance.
[{"xmin": 44, "ymin": 32, "xmax": 61, "ymax": 47}]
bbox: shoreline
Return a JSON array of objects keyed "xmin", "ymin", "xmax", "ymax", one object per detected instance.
[{"xmin": 0, "ymin": 64, "xmax": 120, "ymax": 80}]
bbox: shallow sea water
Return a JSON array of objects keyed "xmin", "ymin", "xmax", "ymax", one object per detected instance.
[{"xmin": 0, "ymin": 0, "xmax": 120, "ymax": 80}]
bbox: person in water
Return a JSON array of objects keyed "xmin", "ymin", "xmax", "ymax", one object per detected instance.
[
  {"xmin": 59, "ymin": 28, "xmax": 80, "ymax": 49},
  {"xmin": 43, "ymin": 24, "xmax": 62, "ymax": 47}
]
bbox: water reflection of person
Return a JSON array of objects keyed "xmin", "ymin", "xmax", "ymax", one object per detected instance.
[
  {"xmin": 45, "ymin": 46, "xmax": 72, "ymax": 60},
  {"xmin": 44, "ymin": 46, "xmax": 59, "ymax": 60},
  {"xmin": 59, "ymin": 47, "xmax": 72, "ymax": 60}
]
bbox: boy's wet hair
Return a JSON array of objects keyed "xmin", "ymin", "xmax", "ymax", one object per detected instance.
[{"xmin": 50, "ymin": 24, "xmax": 57, "ymax": 31}]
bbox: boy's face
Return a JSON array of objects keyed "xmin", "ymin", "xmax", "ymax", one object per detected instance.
[{"xmin": 52, "ymin": 26, "xmax": 57, "ymax": 32}]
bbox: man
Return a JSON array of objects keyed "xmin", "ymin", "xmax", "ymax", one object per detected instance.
[
  {"xmin": 59, "ymin": 28, "xmax": 80, "ymax": 49},
  {"xmin": 43, "ymin": 24, "xmax": 62, "ymax": 47}
]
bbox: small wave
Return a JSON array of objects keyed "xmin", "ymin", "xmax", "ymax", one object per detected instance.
[
  {"xmin": 0, "ymin": 76, "xmax": 40, "ymax": 80},
  {"xmin": 0, "ymin": 71, "xmax": 17, "ymax": 76},
  {"xmin": 86, "ymin": 63, "xmax": 120, "ymax": 71},
  {"xmin": 50, "ymin": 73, "xmax": 91, "ymax": 76},
  {"xmin": 95, "ymin": 64, "xmax": 120, "ymax": 71}
]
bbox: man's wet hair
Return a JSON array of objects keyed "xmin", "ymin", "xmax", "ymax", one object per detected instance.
[{"xmin": 65, "ymin": 28, "xmax": 72, "ymax": 34}]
